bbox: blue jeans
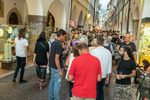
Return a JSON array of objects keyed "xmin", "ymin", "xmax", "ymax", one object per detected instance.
[
  {"xmin": 96, "ymin": 78, "xmax": 106, "ymax": 100},
  {"xmin": 13, "ymin": 56, "xmax": 26, "ymax": 81},
  {"xmin": 49, "ymin": 68, "xmax": 63, "ymax": 100}
]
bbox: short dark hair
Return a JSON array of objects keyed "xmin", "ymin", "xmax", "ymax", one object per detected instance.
[
  {"xmin": 97, "ymin": 36, "xmax": 104, "ymax": 45},
  {"xmin": 57, "ymin": 29, "xmax": 66, "ymax": 37},
  {"xmin": 77, "ymin": 43, "xmax": 88, "ymax": 50}
]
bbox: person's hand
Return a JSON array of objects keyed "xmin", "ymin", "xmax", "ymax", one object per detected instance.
[
  {"xmin": 63, "ymin": 51, "xmax": 67, "ymax": 55},
  {"xmin": 26, "ymin": 58, "xmax": 28, "ymax": 63},
  {"xmin": 105, "ymin": 76, "xmax": 109, "ymax": 84},
  {"xmin": 120, "ymin": 75, "xmax": 126, "ymax": 79},
  {"xmin": 59, "ymin": 71, "xmax": 63, "ymax": 77},
  {"xmin": 116, "ymin": 74, "xmax": 121, "ymax": 80}
]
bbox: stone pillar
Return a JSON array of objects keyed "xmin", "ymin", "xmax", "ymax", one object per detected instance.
[
  {"xmin": 132, "ymin": 19, "xmax": 139, "ymax": 43},
  {"xmin": 28, "ymin": 15, "xmax": 47, "ymax": 62}
]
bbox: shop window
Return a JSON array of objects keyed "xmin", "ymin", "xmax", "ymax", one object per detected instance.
[
  {"xmin": 46, "ymin": 12, "xmax": 55, "ymax": 27},
  {"xmin": 9, "ymin": 12, "xmax": 18, "ymax": 25}
]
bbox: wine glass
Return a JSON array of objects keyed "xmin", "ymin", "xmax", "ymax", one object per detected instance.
[{"xmin": 119, "ymin": 71, "xmax": 122, "ymax": 76}]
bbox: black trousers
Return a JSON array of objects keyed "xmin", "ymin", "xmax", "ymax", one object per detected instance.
[{"xmin": 13, "ymin": 56, "xmax": 26, "ymax": 81}]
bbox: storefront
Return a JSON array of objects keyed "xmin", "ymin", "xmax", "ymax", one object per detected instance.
[
  {"xmin": 0, "ymin": 25, "xmax": 30, "ymax": 69},
  {"xmin": 138, "ymin": 18, "xmax": 150, "ymax": 65}
]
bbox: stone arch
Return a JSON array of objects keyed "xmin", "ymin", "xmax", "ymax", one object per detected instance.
[
  {"xmin": 78, "ymin": 10, "xmax": 83, "ymax": 27},
  {"xmin": 71, "ymin": 5, "xmax": 77, "ymax": 23},
  {"xmin": 48, "ymin": 0, "xmax": 66, "ymax": 29},
  {"xmin": 25, "ymin": 0, "xmax": 43, "ymax": 16},
  {"xmin": 7, "ymin": 7, "xmax": 22, "ymax": 25},
  {"xmin": 83, "ymin": 14, "xmax": 88, "ymax": 30}
]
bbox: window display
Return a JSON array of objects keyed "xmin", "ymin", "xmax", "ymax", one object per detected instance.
[
  {"xmin": 138, "ymin": 23, "xmax": 150, "ymax": 65},
  {"xmin": 0, "ymin": 25, "xmax": 30, "ymax": 69}
]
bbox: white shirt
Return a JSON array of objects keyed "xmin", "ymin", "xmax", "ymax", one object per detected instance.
[
  {"xmin": 65, "ymin": 53, "xmax": 75, "ymax": 82},
  {"xmin": 48, "ymin": 39, "xmax": 55, "ymax": 53},
  {"xmin": 90, "ymin": 46, "xmax": 112, "ymax": 78},
  {"xmin": 15, "ymin": 37, "xmax": 28, "ymax": 57}
]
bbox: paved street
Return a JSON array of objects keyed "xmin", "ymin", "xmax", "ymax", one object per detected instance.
[{"xmin": 0, "ymin": 66, "xmax": 136, "ymax": 100}]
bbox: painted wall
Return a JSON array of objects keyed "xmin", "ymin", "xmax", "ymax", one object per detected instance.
[{"xmin": 0, "ymin": 0, "xmax": 28, "ymax": 25}]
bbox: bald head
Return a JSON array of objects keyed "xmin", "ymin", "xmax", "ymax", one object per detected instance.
[{"xmin": 125, "ymin": 34, "xmax": 131, "ymax": 43}]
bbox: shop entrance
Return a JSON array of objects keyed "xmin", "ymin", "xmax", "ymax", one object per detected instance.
[{"xmin": 46, "ymin": 12, "xmax": 55, "ymax": 27}]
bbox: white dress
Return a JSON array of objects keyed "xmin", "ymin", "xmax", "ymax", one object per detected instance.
[{"xmin": 65, "ymin": 53, "xmax": 75, "ymax": 82}]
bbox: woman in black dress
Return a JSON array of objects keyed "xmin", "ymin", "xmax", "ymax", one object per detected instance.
[{"xmin": 33, "ymin": 32, "xmax": 49, "ymax": 89}]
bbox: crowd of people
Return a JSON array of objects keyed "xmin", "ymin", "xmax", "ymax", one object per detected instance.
[{"xmin": 12, "ymin": 28, "xmax": 150, "ymax": 100}]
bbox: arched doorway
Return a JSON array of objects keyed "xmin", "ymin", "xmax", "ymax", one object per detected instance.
[
  {"xmin": 9, "ymin": 12, "xmax": 18, "ymax": 25},
  {"xmin": 48, "ymin": 0, "xmax": 66, "ymax": 29},
  {"xmin": 46, "ymin": 12, "xmax": 55, "ymax": 27},
  {"xmin": 7, "ymin": 8, "xmax": 22, "ymax": 25},
  {"xmin": 78, "ymin": 10, "xmax": 83, "ymax": 28},
  {"xmin": 71, "ymin": 5, "xmax": 77, "ymax": 26}
]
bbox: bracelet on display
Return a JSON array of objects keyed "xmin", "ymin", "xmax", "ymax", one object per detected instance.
[{"xmin": 33, "ymin": 59, "xmax": 35, "ymax": 62}]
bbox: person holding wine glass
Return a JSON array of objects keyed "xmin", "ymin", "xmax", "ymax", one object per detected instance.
[{"xmin": 113, "ymin": 45, "xmax": 136, "ymax": 100}]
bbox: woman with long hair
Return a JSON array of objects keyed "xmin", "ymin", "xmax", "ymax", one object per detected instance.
[
  {"xmin": 33, "ymin": 32, "xmax": 49, "ymax": 89},
  {"xmin": 113, "ymin": 45, "xmax": 136, "ymax": 100},
  {"xmin": 140, "ymin": 59, "xmax": 150, "ymax": 76},
  {"xmin": 13, "ymin": 28, "xmax": 28, "ymax": 83},
  {"xmin": 65, "ymin": 43, "xmax": 79, "ymax": 100}
]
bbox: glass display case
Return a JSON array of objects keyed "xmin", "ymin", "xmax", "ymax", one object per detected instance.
[{"xmin": 0, "ymin": 25, "xmax": 30, "ymax": 69}]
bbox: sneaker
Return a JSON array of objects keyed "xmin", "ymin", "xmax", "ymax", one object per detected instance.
[
  {"xmin": 19, "ymin": 80, "xmax": 27, "ymax": 83},
  {"xmin": 12, "ymin": 79, "xmax": 16, "ymax": 82}
]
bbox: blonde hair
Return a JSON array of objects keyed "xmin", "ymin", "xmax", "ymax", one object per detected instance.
[
  {"xmin": 79, "ymin": 38, "xmax": 86, "ymax": 44},
  {"xmin": 74, "ymin": 34, "xmax": 79, "ymax": 40}
]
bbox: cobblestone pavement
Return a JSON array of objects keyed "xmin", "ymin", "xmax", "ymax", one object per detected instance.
[{"xmin": 0, "ymin": 66, "xmax": 137, "ymax": 100}]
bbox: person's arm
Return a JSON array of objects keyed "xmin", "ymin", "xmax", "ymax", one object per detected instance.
[
  {"xmin": 133, "ymin": 52, "xmax": 137, "ymax": 62},
  {"xmin": 146, "ymin": 67, "xmax": 150, "ymax": 73},
  {"xmin": 120, "ymin": 70, "xmax": 136, "ymax": 79},
  {"xmin": 55, "ymin": 54, "xmax": 63, "ymax": 77},
  {"xmin": 24, "ymin": 46, "xmax": 28, "ymax": 63},
  {"xmin": 47, "ymin": 52, "xmax": 49, "ymax": 64},
  {"xmin": 114, "ymin": 66, "xmax": 121, "ymax": 80},
  {"xmin": 65, "ymin": 54, "xmax": 71, "ymax": 67},
  {"xmin": 68, "ymin": 75, "xmax": 74, "ymax": 81},
  {"xmin": 33, "ymin": 53, "xmax": 36, "ymax": 64},
  {"xmin": 68, "ymin": 59, "xmax": 76, "ymax": 81},
  {"xmin": 97, "ymin": 75, "xmax": 102, "ymax": 82},
  {"xmin": 105, "ymin": 53, "xmax": 112, "ymax": 84}
]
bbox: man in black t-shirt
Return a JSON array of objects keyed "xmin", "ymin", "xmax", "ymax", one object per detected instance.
[
  {"xmin": 114, "ymin": 46, "xmax": 136, "ymax": 100},
  {"xmin": 49, "ymin": 29, "xmax": 66, "ymax": 100}
]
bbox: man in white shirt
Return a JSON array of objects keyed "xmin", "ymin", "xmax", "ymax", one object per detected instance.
[{"xmin": 90, "ymin": 36, "xmax": 112, "ymax": 100}]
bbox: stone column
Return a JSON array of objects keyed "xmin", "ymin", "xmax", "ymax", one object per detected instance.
[
  {"xmin": 28, "ymin": 15, "xmax": 47, "ymax": 62},
  {"xmin": 132, "ymin": 19, "xmax": 139, "ymax": 44}
]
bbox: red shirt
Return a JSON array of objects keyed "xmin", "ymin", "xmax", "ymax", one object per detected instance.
[{"xmin": 69, "ymin": 53, "xmax": 102, "ymax": 98}]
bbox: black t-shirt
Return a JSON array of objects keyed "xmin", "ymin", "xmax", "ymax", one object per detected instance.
[
  {"xmin": 34, "ymin": 41, "xmax": 49, "ymax": 65},
  {"xmin": 49, "ymin": 39, "xmax": 64, "ymax": 69},
  {"xmin": 116, "ymin": 59, "xmax": 136, "ymax": 85},
  {"xmin": 119, "ymin": 42, "xmax": 136, "ymax": 52}
]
